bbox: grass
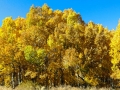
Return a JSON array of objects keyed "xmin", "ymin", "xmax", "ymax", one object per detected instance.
[
  {"xmin": 50, "ymin": 86, "xmax": 114, "ymax": 90},
  {"xmin": 0, "ymin": 86, "xmax": 115, "ymax": 90},
  {"xmin": 0, "ymin": 81, "xmax": 116, "ymax": 90}
]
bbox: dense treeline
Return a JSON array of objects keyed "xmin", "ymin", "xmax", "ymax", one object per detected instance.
[{"xmin": 0, "ymin": 4, "xmax": 120, "ymax": 88}]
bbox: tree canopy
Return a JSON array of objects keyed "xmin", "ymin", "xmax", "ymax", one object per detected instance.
[{"xmin": 0, "ymin": 4, "xmax": 119, "ymax": 88}]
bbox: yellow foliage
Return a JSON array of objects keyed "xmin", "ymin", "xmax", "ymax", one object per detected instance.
[
  {"xmin": 110, "ymin": 21, "xmax": 120, "ymax": 79},
  {"xmin": 111, "ymin": 69, "xmax": 120, "ymax": 79},
  {"xmin": 30, "ymin": 72, "xmax": 38, "ymax": 79},
  {"xmin": 84, "ymin": 75, "xmax": 98, "ymax": 86},
  {"xmin": 63, "ymin": 48, "xmax": 79, "ymax": 69},
  {"xmin": 24, "ymin": 70, "xmax": 32, "ymax": 77},
  {"xmin": 4, "ymin": 75, "xmax": 11, "ymax": 87},
  {"xmin": 39, "ymin": 74, "xmax": 47, "ymax": 79},
  {"xmin": 0, "ymin": 4, "xmax": 117, "ymax": 87}
]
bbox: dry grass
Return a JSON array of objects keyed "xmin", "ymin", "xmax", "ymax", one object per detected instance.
[
  {"xmin": 0, "ymin": 81, "xmax": 116, "ymax": 90},
  {"xmin": 50, "ymin": 86, "xmax": 114, "ymax": 90},
  {"xmin": 0, "ymin": 86, "xmax": 115, "ymax": 90}
]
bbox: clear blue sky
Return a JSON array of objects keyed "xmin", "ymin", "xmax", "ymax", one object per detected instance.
[{"xmin": 0, "ymin": 0, "xmax": 120, "ymax": 30}]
